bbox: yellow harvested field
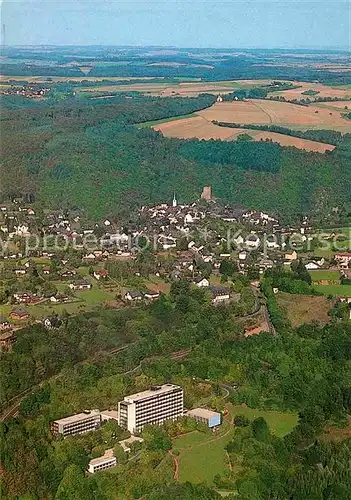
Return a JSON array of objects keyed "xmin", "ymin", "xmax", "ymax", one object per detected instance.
[
  {"xmin": 314, "ymin": 100, "xmax": 351, "ymax": 110},
  {"xmin": 197, "ymin": 100, "xmax": 351, "ymax": 131},
  {"xmin": 153, "ymin": 116, "xmax": 237, "ymax": 140},
  {"xmin": 154, "ymin": 118, "xmax": 335, "ymax": 152},
  {"xmin": 270, "ymin": 82, "xmax": 351, "ymax": 100}
]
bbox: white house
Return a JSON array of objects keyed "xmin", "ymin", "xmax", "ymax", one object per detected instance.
[
  {"xmin": 193, "ymin": 277, "xmax": 210, "ymax": 288},
  {"xmin": 305, "ymin": 262, "xmax": 320, "ymax": 270},
  {"xmin": 238, "ymin": 251, "xmax": 247, "ymax": 261},
  {"xmin": 124, "ymin": 291, "xmax": 143, "ymax": 301}
]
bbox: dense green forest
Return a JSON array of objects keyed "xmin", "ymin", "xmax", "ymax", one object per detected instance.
[
  {"xmin": 1, "ymin": 95, "xmax": 350, "ymax": 219},
  {"xmin": 1, "ymin": 279, "xmax": 350, "ymax": 498}
]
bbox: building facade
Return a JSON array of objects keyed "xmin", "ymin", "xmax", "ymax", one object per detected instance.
[
  {"xmin": 51, "ymin": 410, "xmax": 101, "ymax": 437},
  {"xmin": 88, "ymin": 455, "xmax": 117, "ymax": 474},
  {"xmin": 186, "ymin": 408, "xmax": 221, "ymax": 428},
  {"xmin": 118, "ymin": 384, "xmax": 183, "ymax": 434}
]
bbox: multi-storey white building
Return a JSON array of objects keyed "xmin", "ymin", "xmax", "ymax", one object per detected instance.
[
  {"xmin": 51, "ymin": 410, "xmax": 101, "ymax": 437},
  {"xmin": 118, "ymin": 384, "xmax": 183, "ymax": 434},
  {"xmin": 88, "ymin": 453, "xmax": 117, "ymax": 474}
]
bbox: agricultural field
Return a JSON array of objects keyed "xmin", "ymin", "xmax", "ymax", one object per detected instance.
[
  {"xmin": 76, "ymin": 79, "xmax": 351, "ymax": 100},
  {"xmin": 79, "ymin": 79, "xmax": 260, "ymax": 97},
  {"xmin": 269, "ymin": 81, "xmax": 351, "ymax": 100},
  {"xmin": 277, "ymin": 292, "xmax": 332, "ymax": 327},
  {"xmin": 197, "ymin": 99, "xmax": 351, "ymax": 131},
  {"xmin": 314, "ymin": 100, "xmax": 351, "ymax": 111},
  {"xmin": 153, "ymin": 115, "xmax": 238, "ymax": 140},
  {"xmin": 153, "ymin": 114, "xmax": 337, "ymax": 152}
]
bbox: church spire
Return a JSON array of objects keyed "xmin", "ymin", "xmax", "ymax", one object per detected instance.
[{"xmin": 172, "ymin": 191, "xmax": 177, "ymax": 207}]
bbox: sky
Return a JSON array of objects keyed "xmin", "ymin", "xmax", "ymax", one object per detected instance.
[{"xmin": 1, "ymin": 0, "xmax": 350, "ymax": 49}]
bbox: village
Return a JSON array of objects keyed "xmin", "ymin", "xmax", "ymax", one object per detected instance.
[{"xmin": 0, "ymin": 186, "xmax": 350, "ymax": 350}]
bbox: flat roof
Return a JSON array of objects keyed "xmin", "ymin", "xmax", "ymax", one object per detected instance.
[
  {"xmin": 186, "ymin": 407, "xmax": 221, "ymax": 419},
  {"xmin": 89, "ymin": 455, "xmax": 116, "ymax": 466},
  {"xmin": 100, "ymin": 410, "xmax": 118, "ymax": 420},
  {"xmin": 53, "ymin": 410, "xmax": 100, "ymax": 426},
  {"xmin": 124, "ymin": 384, "xmax": 182, "ymax": 403}
]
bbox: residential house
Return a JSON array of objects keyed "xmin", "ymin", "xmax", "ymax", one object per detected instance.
[
  {"xmin": 50, "ymin": 293, "xmax": 70, "ymax": 303},
  {"xmin": 193, "ymin": 277, "xmax": 210, "ymax": 288},
  {"xmin": 335, "ymin": 252, "xmax": 351, "ymax": 268},
  {"xmin": 238, "ymin": 251, "xmax": 247, "ymax": 261},
  {"xmin": 93, "ymin": 269, "xmax": 109, "ymax": 280},
  {"xmin": 0, "ymin": 315, "xmax": 11, "ymax": 331},
  {"xmin": 124, "ymin": 290, "xmax": 143, "ymax": 301},
  {"xmin": 60, "ymin": 269, "xmax": 77, "ymax": 278},
  {"xmin": 309, "ymin": 256, "xmax": 325, "ymax": 267},
  {"xmin": 13, "ymin": 292, "xmax": 40, "ymax": 304},
  {"xmin": 14, "ymin": 266, "xmax": 27, "ymax": 276},
  {"xmin": 83, "ymin": 253, "xmax": 96, "ymax": 261},
  {"xmin": 9, "ymin": 307, "xmax": 30, "ymax": 321},
  {"xmin": 69, "ymin": 280, "xmax": 92, "ymax": 291},
  {"xmin": 284, "ymin": 250, "xmax": 298, "ymax": 261},
  {"xmin": 208, "ymin": 286, "xmax": 231, "ymax": 304},
  {"xmin": 305, "ymin": 261, "xmax": 321, "ymax": 270},
  {"xmin": 258, "ymin": 258, "xmax": 274, "ymax": 272},
  {"xmin": 43, "ymin": 316, "xmax": 62, "ymax": 329}
]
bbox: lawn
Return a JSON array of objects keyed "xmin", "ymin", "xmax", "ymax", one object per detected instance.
[
  {"xmin": 174, "ymin": 423, "xmax": 235, "ymax": 484},
  {"xmin": 314, "ymin": 284, "xmax": 351, "ymax": 297},
  {"xmin": 173, "ymin": 404, "xmax": 297, "ymax": 485},
  {"xmin": 230, "ymin": 405, "xmax": 298, "ymax": 438},
  {"xmin": 309, "ymin": 270, "xmax": 340, "ymax": 282},
  {"xmin": 75, "ymin": 287, "xmax": 114, "ymax": 304}
]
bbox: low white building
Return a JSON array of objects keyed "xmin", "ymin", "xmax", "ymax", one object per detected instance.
[{"xmin": 88, "ymin": 452, "xmax": 117, "ymax": 474}]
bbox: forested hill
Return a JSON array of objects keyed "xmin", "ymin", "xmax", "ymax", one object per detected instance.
[{"xmin": 1, "ymin": 96, "xmax": 350, "ymax": 220}]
